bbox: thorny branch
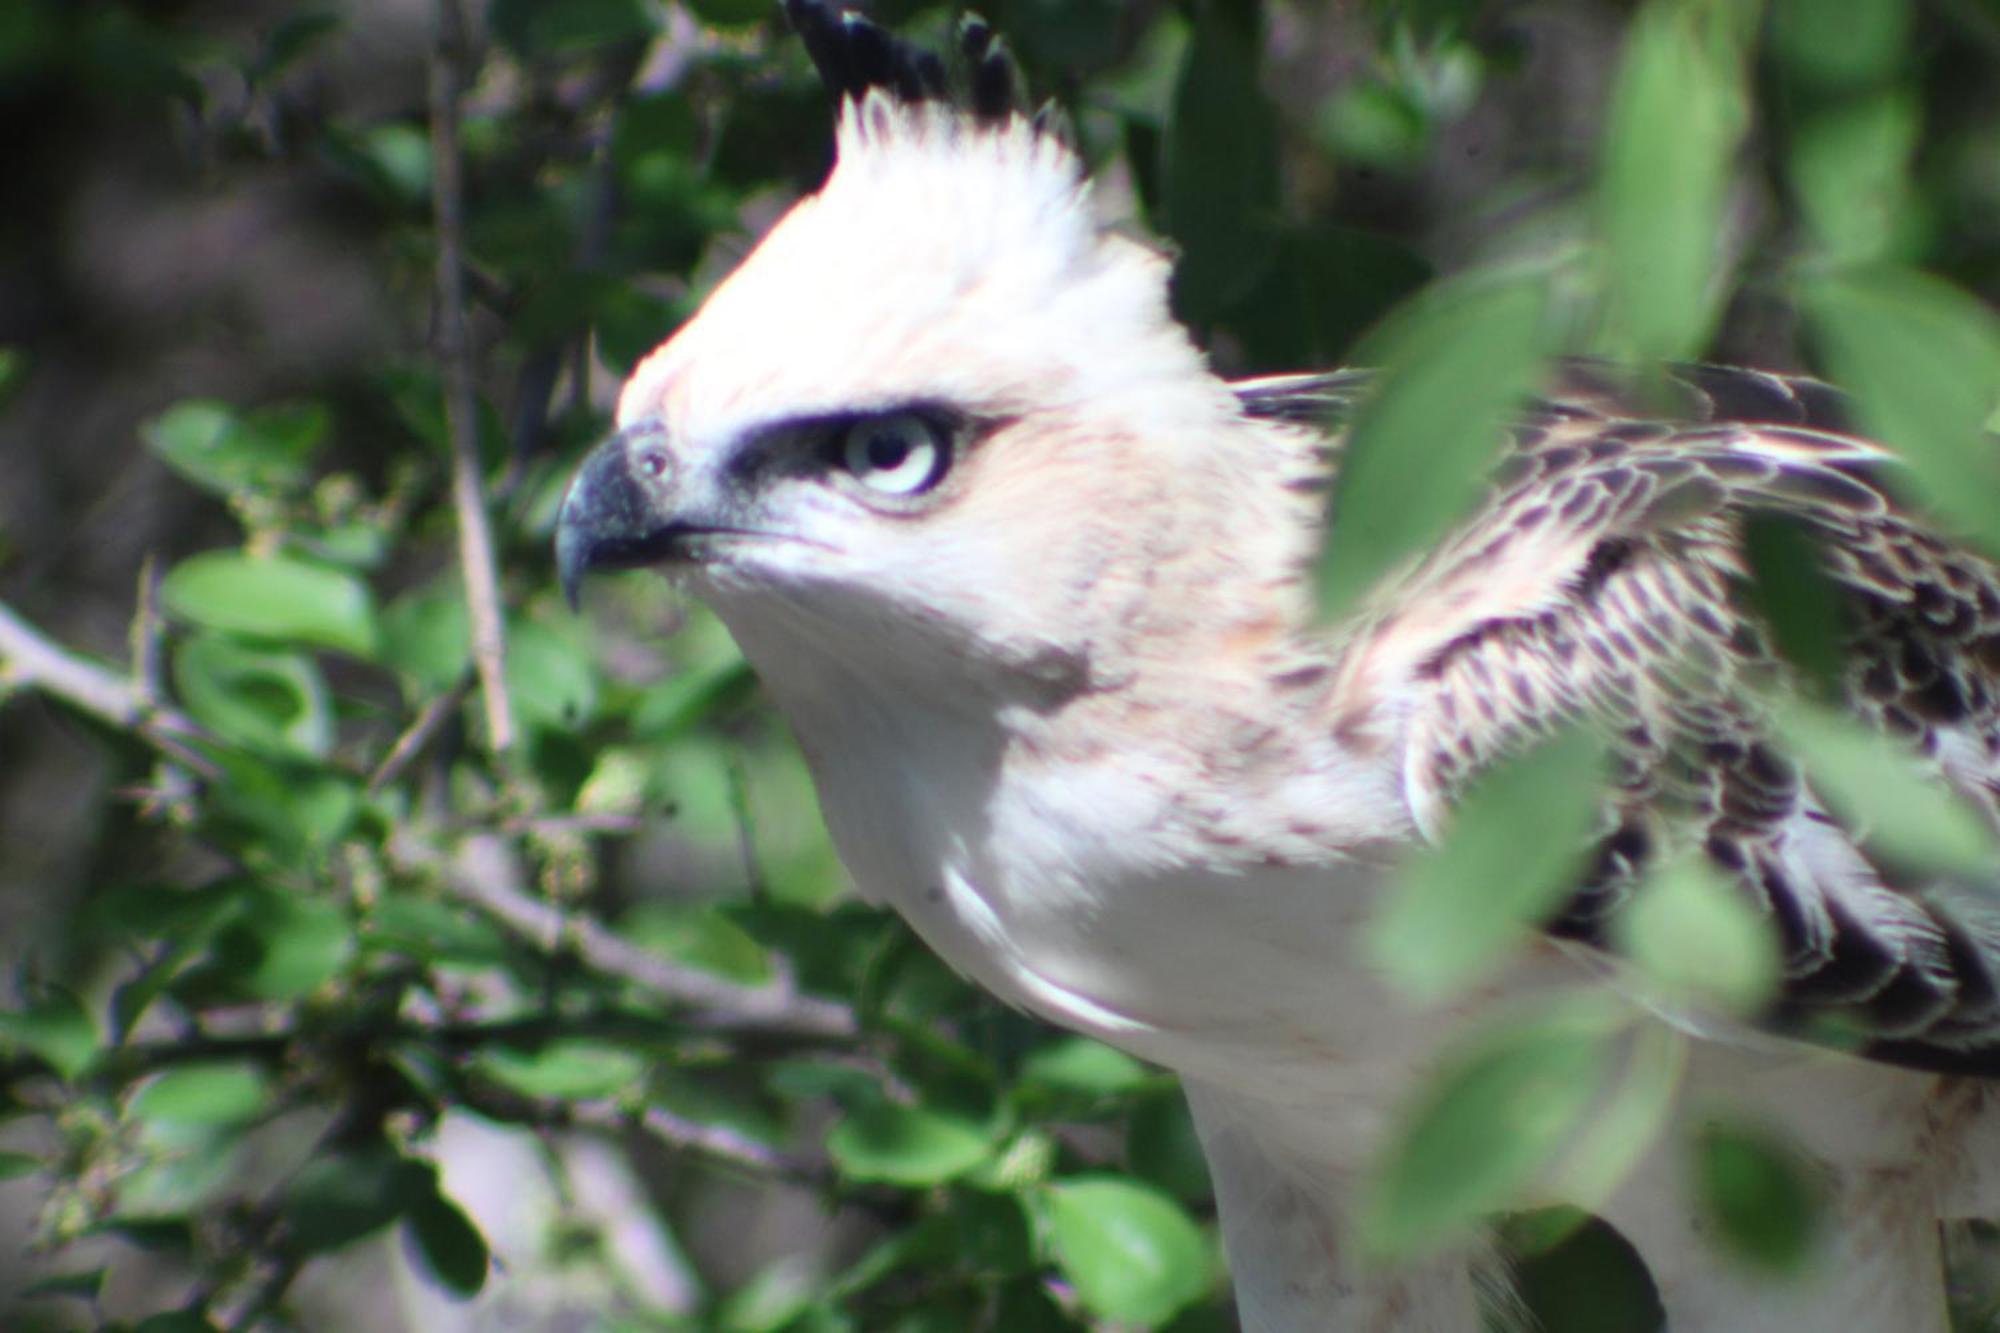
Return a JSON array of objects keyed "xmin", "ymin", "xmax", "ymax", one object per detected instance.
[
  {"xmin": 0, "ymin": 597, "xmax": 211, "ymax": 774},
  {"xmin": 430, "ymin": 0, "xmax": 515, "ymax": 756}
]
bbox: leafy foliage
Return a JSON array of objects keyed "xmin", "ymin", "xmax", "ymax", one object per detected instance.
[{"xmin": 0, "ymin": 0, "xmax": 1996, "ymax": 1330}]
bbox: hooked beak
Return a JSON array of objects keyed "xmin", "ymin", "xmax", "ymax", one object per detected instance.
[{"xmin": 556, "ymin": 427, "xmax": 692, "ymax": 610}]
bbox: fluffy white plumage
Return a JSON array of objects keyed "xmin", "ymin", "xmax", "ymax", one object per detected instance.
[{"xmin": 559, "ymin": 10, "xmax": 2000, "ymax": 1329}]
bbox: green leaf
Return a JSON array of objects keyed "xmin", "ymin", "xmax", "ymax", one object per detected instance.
[
  {"xmin": 212, "ymin": 893, "xmax": 354, "ymax": 1000},
  {"xmin": 0, "ymin": 990, "xmax": 99, "ymax": 1079},
  {"xmin": 24, "ymin": 1268, "xmax": 106, "ymax": 1302},
  {"xmin": 1773, "ymin": 696, "xmax": 1999, "ymax": 875},
  {"xmin": 283, "ymin": 1146, "xmax": 429, "ymax": 1255},
  {"xmin": 1162, "ymin": 9, "xmax": 1280, "ymax": 322},
  {"xmin": 619, "ymin": 903, "xmax": 772, "ymax": 986},
  {"xmin": 479, "ymin": 1041, "xmax": 646, "ymax": 1102},
  {"xmin": 1771, "ymin": 0, "xmax": 1909, "ymax": 89},
  {"xmin": 683, "ymin": 0, "xmax": 768, "ymax": 30},
  {"xmin": 825, "ymin": 1103, "xmax": 997, "ymax": 1186},
  {"xmin": 491, "ymin": 0, "xmax": 653, "ymax": 55},
  {"xmin": 130, "ymin": 1062, "xmax": 271, "ymax": 1127},
  {"xmin": 1803, "ymin": 265, "xmax": 2000, "ymax": 554},
  {"xmin": 366, "ymin": 897, "xmax": 508, "ymax": 966},
  {"xmin": 1548, "ymin": 1022, "xmax": 1687, "ymax": 1207},
  {"xmin": 133, "ymin": 1313, "xmax": 223, "ymax": 1333},
  {"xmin": 379, "ymin": 583, "xmax": 470, "ymax": 691},
  {"xmin": 1594, "ymin": 2, "xmax": 1748, "ymax": 361},
  {"xmin": 1041, "ymin": 1176, "xmax": 1213, "ymax": 1326},
  {"xmin": 1126, "ymin": 1093, "xmax": 1213, "ymax": 1202},
  {"xmin": 0, "ymin": 1151, "xmax": 40, "ymax": 1179},
  {"xmin": 1361, "ymin": 999, "xmax": 1619, "ymax": 1257},
  {"xmin": 143, "ymin": 400, "xmax": 327, "ymax": 498},
  {"xmin": 405, "ymin": 1190, "xmax": 489, "ymax": 1297},
  {"xmin": 1317, "ymin": 272, "xmax": 1547, "ymax": 617},
  {"xmin": 173, "ymin": 632, "xmax": 333, "ymax": 760},
  {"xmin": 1690, "ymin": 1118, "xmax": 1823, "ymax": 1272},
  {"xmin": 1614, "ymin": 856, "xmax": 1781, "ymax": 1013},
  {"xmin": 1789, "ymin": 93, "xmax": 1918, "ymax": 263},
  {"xmin": 1020, "ymin": 1037, "xmax": 1152, "ymax": 1097},
  {"xmin": 162, "ymin": 551, "xmax": 379, "ymax": 657},
  {"xmin": 507, "ymin": 617, "xmax": 600, "ymax": 732},
  {"xmin": 1369, "ymin": 729, "xmax": 1605, "ymax": 1000},
  {"xmin": 205, "ymin": 752, "xmax": 358, "ymax": 859}
]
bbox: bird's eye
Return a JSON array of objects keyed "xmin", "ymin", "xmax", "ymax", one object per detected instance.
[{"xmin": 837, "ymin": 414, "xmax": 950, "ymax": 497}]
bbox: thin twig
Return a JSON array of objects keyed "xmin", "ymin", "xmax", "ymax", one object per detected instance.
[
  {"xmin": 462, "ymin": 1084, "xmax": 829, "ymax": 1186},
  {"xmin": 434, "ymin": 833, "xmax": 859, "ymax": 1040},
  {"xmin": 367, "ymin": 671, "xmax": 474, "ymax": 794},
  {"xmin": 430, "ymin": 0, "xmax": 515, "ymax": 756}
]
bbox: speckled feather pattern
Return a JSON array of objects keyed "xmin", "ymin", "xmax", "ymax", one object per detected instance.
[{"xmin": 1243, "ymin": 362, "xmax": 2000, "ymax": 1074}]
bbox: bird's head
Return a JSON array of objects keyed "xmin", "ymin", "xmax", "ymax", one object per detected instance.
[{"xmin": 558, "ymin": 3, "xmax": 1317, "ymax": 714}]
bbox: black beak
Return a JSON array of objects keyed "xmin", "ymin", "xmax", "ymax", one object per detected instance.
[{"xmin": 557, "ymin": 429, "xmax": 682, "ymax": 610}]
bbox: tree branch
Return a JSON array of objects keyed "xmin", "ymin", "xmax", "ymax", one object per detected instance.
[
  {"xmin": 0, "ymin": 598, "xmax": 210, "ymax": 772},
  {"xmin": 430, "ymin": 0, "xmax": 515, "ymax": 756},
  {"xmin": 428, "ymin": 832, "xmax": 859, "ymax": 1040}
]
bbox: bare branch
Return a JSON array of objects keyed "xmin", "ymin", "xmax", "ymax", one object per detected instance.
[
  {"xmin": 427, "ymin": 833, "xmax": 860, "ymax": 1041},
  {"xmin": 430, "ymin": 0, "xmax": 515, "ymax": 756},
  {"xmin": 367, "ymin": 671, "xmax": 473, "ymax": 794},
  {"xmin": 0, "ymin": 598, "xmax": 211, "ymax": 773},
  {"xmin": 461, "ymin": 1083, "xmax": 831, "ymax": 1186}
]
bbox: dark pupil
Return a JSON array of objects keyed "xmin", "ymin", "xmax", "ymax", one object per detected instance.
[{"xmin": 866, "ymin": 430, "xmax": 912, "ymax": 471}]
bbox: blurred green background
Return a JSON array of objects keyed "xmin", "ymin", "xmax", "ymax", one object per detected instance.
[{"xmin": 1, "ymin": 0, "xmax": 1997, "ymax": 1329}]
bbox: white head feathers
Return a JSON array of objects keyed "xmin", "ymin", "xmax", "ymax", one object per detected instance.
[{"xmin": 616, "ymin": 93, "xmax": 1216, "ymax": 447}]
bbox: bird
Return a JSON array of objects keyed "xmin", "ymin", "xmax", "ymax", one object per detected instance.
[{"xmin": 557, "ymin": 4, "xmax": 2000, "ymax": 1329}]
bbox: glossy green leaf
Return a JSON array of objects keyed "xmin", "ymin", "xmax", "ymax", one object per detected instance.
[
  {"xmin": 1041, "ymin": 1176, "xmax": 1213, "ymax": 1326},
  {"xmin": 1361, "ymin": 1000, "xmax": 1618, "ymax": 1257},
  {"xmin": 1595, "ymin": 1, "xmax": 1748, "ymax": 361},
  {"xmin": 1370, "ymin": 730, "xmax": 1605, "ymax": 1000},
  {"xmin": 405, "ymin": 1190, "xmax": 489, "ymax": 1297},
  {"xmin": 825, "ymin": 1102, "xmax": 997, "ymax": 1186},
  {"xmin": 479, "ymin": 1040, "xmax": 646, "ymax": 1102},
  {"xmin": 1615, "ymin": 856, "xmax": 1782, "ymax": 1014},
  {"xmin": 162, "ymin": 551, "xmax": 379, "ymax": 657},
  {"xmin": 1317, "ymin": 272, "xmax": 1547, "ymax": 617},
  {"xmin": 1690, "ymin": 1118, "xmax": 1823, "ymax": 1272},
  {"xmin": 130, "ymin": 1062, "xmax": 271, "ymax": 1127},
  {"xmin": 378, "ymin": 583, "xmax": 470, "ymax": 691},
  {"xmin": 0, "ymin": 991, "xmax": 99, "ymax": 1080},
  {"xmin": 173, "ymin": 632, "xmax": 333, "ymax": 760},
  {"xmin": 1804, "ymin": 265, "xmax": 2000, "ymax": 553},
  {"xmin": 1774, "ymin": 696, "xmax": 1998, "ymax": 875}
]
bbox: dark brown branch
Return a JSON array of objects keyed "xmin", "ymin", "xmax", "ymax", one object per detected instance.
[{"xmin": 430, "ymin": 0, "xmax": 515, "ymax": 755}]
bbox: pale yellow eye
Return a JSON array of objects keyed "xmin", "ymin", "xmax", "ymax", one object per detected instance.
[{"xmin": 839, "ymin": 414, "xmax": 949, "ymax": 496}]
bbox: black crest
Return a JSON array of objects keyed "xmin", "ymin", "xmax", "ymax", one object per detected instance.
[{"xmin": 782, "ymin": 1, "xmax": 1024, "ymax": 125}]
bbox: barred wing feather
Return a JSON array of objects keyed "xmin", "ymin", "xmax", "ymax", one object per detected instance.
[{"xmin": 1240, "ymin": 362, "xmax": 2000, "ymax": 1075}]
